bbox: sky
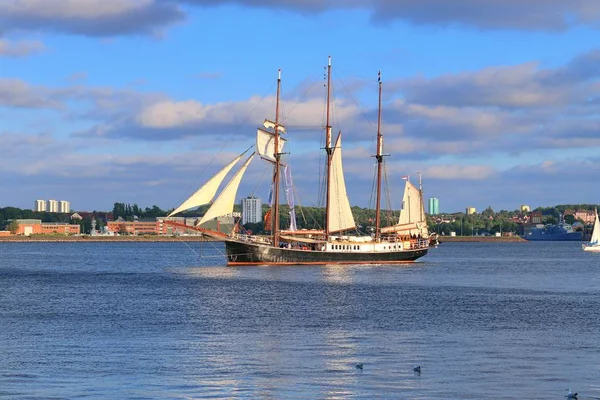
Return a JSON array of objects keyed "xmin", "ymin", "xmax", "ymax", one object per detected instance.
[{"xmin": 2, "ymin": 0, "xmax": 600, "ymax": 214}]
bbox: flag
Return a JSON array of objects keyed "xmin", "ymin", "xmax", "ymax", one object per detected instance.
[
  {"xmin": 378, "ymin": 71, "xmax": 381, "ymax": 82},
  {"xmin": 401, "ymin": 175, "xmax": 409, "ymax": 180}
]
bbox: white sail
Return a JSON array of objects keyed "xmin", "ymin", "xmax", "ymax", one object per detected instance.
[
  {"xmin": 398, "ymin": 180, "xmax": 422, "ymax": 226},
  {"xmin": 168, "ymin": 153, "xmax": 244, "ymax": 217},
  {"xmin": 590, "ymin": 210, "xmax": 600, "ymax": 244},
  {"xmin": 257, "ymin": 127, "xmax": 286, "ymax": 162},
  {"xmin": 328, "ymin": 133, "xmax": 356, "ymax": 233},
  {"xmin": 198, "ymin": 153, "xmax": 255, "ymax": 226},
  {"xmin": 381, "ymin": 179, "xmax": 427, "ymax": 235}
]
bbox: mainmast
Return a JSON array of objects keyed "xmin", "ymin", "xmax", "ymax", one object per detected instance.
[
  {"xmin": 272, "ymin": 69, "xmax": 282, "ymax": 246},
  {"xmin": 325, "ymin": 56, "xmax": 333, "ymax": 240},
  {"xmin": 374, "ymin": 71, "xmax": 383, "ymax": 241}
]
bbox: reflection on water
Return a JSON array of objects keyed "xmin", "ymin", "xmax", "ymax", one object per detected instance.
[{"xmin": 0, "ymin": 241, "xmax": 599, "ymax": 398}]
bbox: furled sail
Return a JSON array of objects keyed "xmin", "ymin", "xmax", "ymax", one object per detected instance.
[
  {"xmin": 198, "ymin": 153, "xmax": 255, "ymax": 226},
  {"xmin": 168, "ymin": 153, "xmax": 245, "ymax": 217},
  {"xmin": 257, "ymin": 127, "xmax": 286, "ymax": 162},
  {"xmin": 328, "ymin": 133, "xmax": 356, "ymax": 233}
]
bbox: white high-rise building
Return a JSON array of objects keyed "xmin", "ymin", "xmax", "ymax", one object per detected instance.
[
  {"xmin": 59, "ymin": 200, "xmax": 70, "ymax": 213},
  {"xmin": 47, "ymin": 199, "xmax": 59, "ymax": 213},
  {"xmin": 241, "ymin": 196, "xmax": 262, "ymax": 225},
  {"xmin": 34, "ymin": 199, "xmax": 47, "ymax": 212}
]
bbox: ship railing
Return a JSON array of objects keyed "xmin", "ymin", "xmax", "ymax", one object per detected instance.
[{"xmin": 235, "ymin": 234, "xmax": 273, "ymax": 245}]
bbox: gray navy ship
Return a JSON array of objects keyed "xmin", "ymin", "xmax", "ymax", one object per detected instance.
[{"xmin": 524, "ymin": 219, "xmax": 583, "ymax": 241}]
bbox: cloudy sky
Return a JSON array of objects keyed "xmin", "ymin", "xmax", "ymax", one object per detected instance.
[{"xmin": 2, "ymin": 0, "xmax": 600, "ymax": 214}]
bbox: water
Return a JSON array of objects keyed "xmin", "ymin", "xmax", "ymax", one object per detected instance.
[{"xmin": 0, "ymin": 241, "xmax": 599, "ymax": 399}]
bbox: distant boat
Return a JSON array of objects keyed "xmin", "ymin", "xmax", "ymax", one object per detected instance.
[
  {"xmin": 428, "ymin": 232, "xmax": 440, "ymax": 247},
  {"xmin": 524, "ymin": 215, "xmax": 583, "ymax": 241},
  {"xmin": 167, "ymin": 58, "xmax": 430, "ymax": 265},
  {"xmin": 582, "ymin": 209, "xmax": 600, "ymax": 252}
]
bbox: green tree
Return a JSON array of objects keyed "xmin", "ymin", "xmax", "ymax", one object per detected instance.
[{"xmin": 8, "ymin": 220, "xmax": 19, "ymax": 234}]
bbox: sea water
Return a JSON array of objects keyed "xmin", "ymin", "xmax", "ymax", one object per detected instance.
[{"xmin": 0, "ymin": 241, "xmax": 598, "ymax": 399}]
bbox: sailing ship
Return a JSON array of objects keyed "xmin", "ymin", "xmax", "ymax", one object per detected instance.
[
  {"xmin": 168, "ymin": 57, "xmax": 429, "ymax": 265},
  {"xmin": 582, "ymin": 209, "xmax": 600, "ymax": 252}
]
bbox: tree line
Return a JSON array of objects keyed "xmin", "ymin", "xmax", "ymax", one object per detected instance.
[{"xmin": 1, "ymin": 203, "xmax": 598, "ymax": 235}]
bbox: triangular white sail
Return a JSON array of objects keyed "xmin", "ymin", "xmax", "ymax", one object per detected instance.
[
  {"xmin": 168, "ymin": 153, "xmax": 245, "ymax": 217},
  {"xmin": 328, "ymin": 133, "xmax": 356, "ymax": 233},
  {"xmin": 198, "ymin": 153, "xmax": 255, "ymax": 226},
  {"xmin": 257, "ymin": 127, "xmax": 286, "ymax": 162},
  {"xmin": 381, "ymin": 179, "xmax": 428, "ymax": 236},
  {"xmin": 398, "ymin": 180, "xmax": 422, "ymax": 226},
  {"xmin": 590, "ymin": 210, "xmax": 600, "ymax": 244}
]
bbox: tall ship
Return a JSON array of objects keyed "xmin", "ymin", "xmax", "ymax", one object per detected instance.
[
  {"xmin": 168, "ymin": 57, "xmax": 429, "ymax": 265},
  {"xmin": 524, "ymin": 216, "xmax": 583, "ymax": 241}
]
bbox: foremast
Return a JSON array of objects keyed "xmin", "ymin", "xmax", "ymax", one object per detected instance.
[
  {"xmin": 272, "ymin": 69, "xmax": 282, "ymax": 246},
  {"xmin": 325, "ymin": 56, "xmax": 333, "ymax": 241}
]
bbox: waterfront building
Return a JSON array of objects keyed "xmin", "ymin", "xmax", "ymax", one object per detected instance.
[
  {"xmin": 466, "ymin": 207, "xmax": 476, "ymax": 215},
  {"xmin": 34, "ymin": 199, "xmax": 47, "ymax": 212},
  {"xmin": 428, "ymin": 197, "xmax": 440, "ymax": 215},
  {"xmin": 14, "ymin": 219, "xmax": 80, "ymax": 236},
  {"xmin": 107, "ymin": 219, "xmax": 163, "ymax": 235},
  {"xmin": 241, "ymin": 196, "xmax": 262, "ymax": 225},
  {"xmin": 529, "ymin": 211, "xmax": 543, "ymax": 224},
  {"xmin": 47, "ymin": 200, "xmax": 59, "ymax": 213},
  {"xmin": 574, "ymin": 209, "xmax": 595, "ymax": 224}
]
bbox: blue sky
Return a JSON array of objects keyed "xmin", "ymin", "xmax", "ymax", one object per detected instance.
[{"xmin": 2, "ymin": 0, "xmax": 600, "ymax": 213}]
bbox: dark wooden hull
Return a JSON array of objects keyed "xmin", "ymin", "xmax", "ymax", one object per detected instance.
[{"xmin": 224, "ymin": 239, "xmax": 428, "ymax": 266}]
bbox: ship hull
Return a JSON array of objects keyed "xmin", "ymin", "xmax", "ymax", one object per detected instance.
[
  {"xmin": 224, "ymin": 239, "xmax": 428, "ymax": 265},
  {"xmin": 524, "ymin": 233, "xmax": 582, "ymax": 241}
]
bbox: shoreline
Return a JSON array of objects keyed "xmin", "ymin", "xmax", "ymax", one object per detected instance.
[
  {"xmin": 0, "ymin": 235, "xmax": 215, "ymax": 243},
  {"xmin": 439, "ymin": 236, "xmax": 527, "ymax": 243},
  {"xmin": 0, "ymin": 235, "xmax": 528, "ymax": 243}
]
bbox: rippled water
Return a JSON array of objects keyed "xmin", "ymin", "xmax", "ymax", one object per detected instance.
[{"xmin": 0, "ymin": 241, "xmax": 599, "ymax": 399}]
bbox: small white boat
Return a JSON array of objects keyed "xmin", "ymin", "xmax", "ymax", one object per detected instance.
[{"xmin": 582, "ymin": 209, "xmax": 600, "ymax": 252}]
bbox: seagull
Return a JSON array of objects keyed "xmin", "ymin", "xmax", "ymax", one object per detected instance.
[
  {"xmin": 566, "ymin": 388, "xmax": 578, "ymax": 399},
  {"xmin": 355, "ymin": 363, "xmax": 363, "ymax": 370},
  {"xmin": 413, "ymin": 365, "xmax": 421, "ymax": 374}
]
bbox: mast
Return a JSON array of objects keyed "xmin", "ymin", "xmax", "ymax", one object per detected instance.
[
  {"xmin": 325, "ymin": 56, "xmax": 333, "ymax": 240},
  {"xmin": 374, "ymin": 71, "xmax": 383, "ymax": 241},
  {"xmin": 272, "ymin": 69, "xmax": 282, "ymax": 246},
  {"xmin": 418, "ymin": 172, "xmax": 423, "ymax": 223}
]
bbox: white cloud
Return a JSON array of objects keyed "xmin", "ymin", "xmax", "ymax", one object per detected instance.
[
  {"xmin": 0, "ymin": 39, "xmax": 45, "ymax": 57},
  {"xmin": 424, "ymin": 165, "xmax": 496, "ymax": 180},
  {"xmin": 0, "ymin": 79, "xmax": 61, "ymax": 109},
  {"xmin": 136, "ymin": 100, "xmax": 209, "ymax": 128}
]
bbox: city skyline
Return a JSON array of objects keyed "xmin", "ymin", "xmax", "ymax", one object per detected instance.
[{"xmin": 2, "ymin": 1, "xmax": 600, "ymax": 213}]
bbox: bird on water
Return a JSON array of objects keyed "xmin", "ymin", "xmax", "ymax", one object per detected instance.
[
  {"xmin": 355, "ymin": 363, "xmax": 363, "ymax": 370},
  {"xmin": 413, "ymin": 365, "xmax": 421, "ymax": 374},
  {"xmin": 565, "ymin": 388, "xmax": 578, "ymax": 399}
]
